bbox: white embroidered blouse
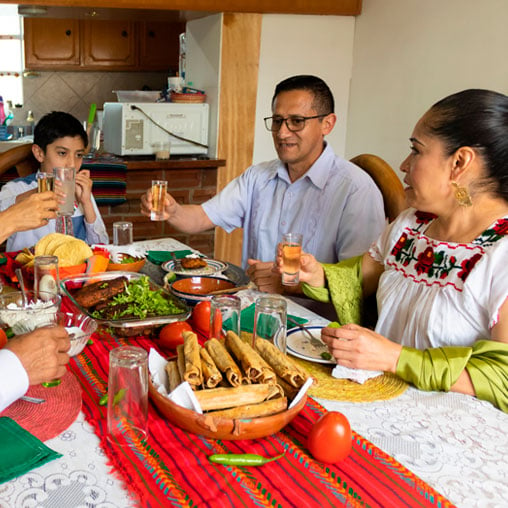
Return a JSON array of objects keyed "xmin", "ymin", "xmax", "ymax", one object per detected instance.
[{"xmin": 369, "ymin": 208, "xmax": 508, "ymax": 349}]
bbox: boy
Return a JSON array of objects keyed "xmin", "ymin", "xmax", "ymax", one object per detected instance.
[{"xmin": 0, "ymin": 111, "xmax": 108, "ymax": 251}]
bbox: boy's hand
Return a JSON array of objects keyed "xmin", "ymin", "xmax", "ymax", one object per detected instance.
[{"xmin": 75, "ymin": 169, "xmax": 93, "ymax": 204}]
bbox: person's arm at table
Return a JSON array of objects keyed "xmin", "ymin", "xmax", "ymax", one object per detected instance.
[
  {"xmin": 0, "ymin": 192, "xmax": 59, "ymax": 244},
  {"xmin": 0, "ymin": 326, "xmax": 71, "ymax": 412},
  {"xmin": 140, "ymin": 188, "xmax": 214, "ymax": 233}
]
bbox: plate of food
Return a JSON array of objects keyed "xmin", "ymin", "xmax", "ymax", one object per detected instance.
[
  {"xmin": 60, "ymin": 272, "xmax": 190, "ymax": 337},
  {"xmin": 280, "ymin": 326, "xmax": 335, "ymax": 365},
  {"xmin": 162, "ymin": 256, "xmax": 227, "ymax": 276}
]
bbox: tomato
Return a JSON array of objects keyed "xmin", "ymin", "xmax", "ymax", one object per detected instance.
[
  {"xmin": 307, "ymin": 411, "xmax": 352, "ymax": 463},
  {"xmin": 158, "ymin": 321, "xmax": 194, "ymax": 351},
  {"xmin": 0, "ymin": 329, "xmax": 7, "ymax": 349},
  {"xmin": 192, "ymin": 301, "xmax": 213, "ymax": 334}
]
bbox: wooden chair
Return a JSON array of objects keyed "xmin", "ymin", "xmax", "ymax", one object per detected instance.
[
  {"xmin": 350, "ymin": 153, "xmax": 407, "ymax": 222},
  {"xmin": 0, "ymin": 143, "xmax": 39, "ymax": 178}
]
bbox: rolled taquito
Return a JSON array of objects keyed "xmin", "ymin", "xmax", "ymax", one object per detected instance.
[
  {"xmin": 254, "ymin": 338, "xmax": 308, "ymax": 388},
  {"xmin": 204, "ymin": 338, "xmax": 243, "ymax": 386},
  {"xmin": 194, "ymin": 383, "xmax": 281, "ymax": 411},
  {"xmin": 182, "ymin": 330, "xmax": 203, "ymax": 389},
  {"xmin": 165, "ymin": 360, "xmax": 181, "ymax": 393},
  {"xmin": 200, "ymin": 346, "xmax": 223, "ymax": 388},
  {"xmin": 176, "ymin": 344, "xmax": 186, "ymax": 380},
  {"xmin": 225, "ymin": 331, "xmax": 276, "ymax": 384},
  {"xmin": 209, "ymin": 397, "xmax": 288, "ymax": 419}
]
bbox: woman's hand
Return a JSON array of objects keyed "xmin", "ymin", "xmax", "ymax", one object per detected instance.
[
  {"xmin": 75, "ymin": 169, "xmax": 93, "ymax": 204},
  {"xmin": 274, "ymin": 244, "xmax": 326, "ymax": 287},
  {"xmin": 321, "ymin": 324, "xmax": 402, "ymax": 373}
]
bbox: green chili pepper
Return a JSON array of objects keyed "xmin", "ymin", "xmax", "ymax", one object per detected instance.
[
  {"xmin": 320, "ymin": 351, "xmax": 332, "ymax": 360},
  {"xmin": 42, "ymin": 379, "xmax": 62, "ymax": 388},
  {"xmin": 87, "ymin": 338, "xmax": 94, "ymax": 345},
  {"xmin": 208, "ymin": 451, "xmax": 285, "ymax": 466},
  {"xmin": 328, "ymin": 321, "xmax": 341, "ymax": 328},
  {"xmin": 113, "ymin": 388, "xmax": 127, "ymax": 405},
  {"xmin": 98, "ymin": 394, "xmax": 108, "ymax": 406}
]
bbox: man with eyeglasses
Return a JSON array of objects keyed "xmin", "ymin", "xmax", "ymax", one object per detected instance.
[{"xmin": 141, "ymin": 75, "xmax": 384, "ymax": 292}]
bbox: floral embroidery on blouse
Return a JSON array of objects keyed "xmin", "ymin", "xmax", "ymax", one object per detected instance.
[{"xmin": 387, "ymin": 212, "xmax": 508, "ymax": 290}]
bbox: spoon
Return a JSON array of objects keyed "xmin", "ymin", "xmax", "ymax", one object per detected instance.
[{"xmin": 15, "ymin": 268, "xmax": 28, "ymax": 307}]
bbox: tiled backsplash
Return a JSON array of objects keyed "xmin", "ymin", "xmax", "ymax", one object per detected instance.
[{"xmin": 21, "ymin": 70, "xmax": 167, "ymax": 126}]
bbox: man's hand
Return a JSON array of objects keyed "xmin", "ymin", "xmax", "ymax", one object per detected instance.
[
  {"xmin": 246, "ymin": 259, "xmax": 284, "ymax": 294},
  {"xmin": 5, "ymin": 326, "xmax": 71, "ymax": 385},
  {"xmin": 140, "ymin": 188, "xmax": 175, "ymax": 222}
]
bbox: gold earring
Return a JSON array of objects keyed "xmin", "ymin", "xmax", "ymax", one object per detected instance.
[{"xmin": 451, "ymin": 181, "xmax": 472, "ymax": 207}]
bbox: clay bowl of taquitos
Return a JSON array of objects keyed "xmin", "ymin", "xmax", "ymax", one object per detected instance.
[{"xmin": 148, "ymin": 378, "xmax": 307, "ymax": 440}]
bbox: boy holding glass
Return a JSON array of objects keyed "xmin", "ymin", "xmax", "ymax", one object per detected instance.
[{"xmin": 0, "ymin": 111, "xmax": 108, "ymax": 251}]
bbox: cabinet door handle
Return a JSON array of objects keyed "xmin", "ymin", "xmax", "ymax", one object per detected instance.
[
  {"xmin": 65, "ymin": 30, "xmax": 72, "ymax": 36},
  {"xmin": 121, "ymin": 30, "xmax": 128, "ymax": 38}
]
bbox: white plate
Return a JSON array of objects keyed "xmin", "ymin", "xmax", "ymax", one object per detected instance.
[
  {"xmin": 279, "ymin": 326, "xmax": 335, "ymax": 365},
  {"xmin": 161, "ymin": 259, "xmax": 228, "ymax": 276}
]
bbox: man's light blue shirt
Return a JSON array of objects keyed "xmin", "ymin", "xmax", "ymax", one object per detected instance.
[{"xmin": 202, "ymin": 143, "xmax": 386, "ymax": 268}]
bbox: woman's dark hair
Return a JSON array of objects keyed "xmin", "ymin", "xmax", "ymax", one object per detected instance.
[
  {"xmin": 424, "ymin": 89, "xmax": 508, "ymax": 199},
  {"xmin": 34, "ymin": 111, "xmax": 88, "ymax": 151},
  {"xmin": 272, "ymin": 75, "xmax": 335, "ymax": 115}
]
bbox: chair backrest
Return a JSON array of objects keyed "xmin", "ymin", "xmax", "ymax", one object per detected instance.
[
  {"xmin": 350, "ymin": 153, "xmax": 407, "ymax": 222},
  {"xmin": 0, "ymin": 143, "xmax": 39, "ymax": 178}
]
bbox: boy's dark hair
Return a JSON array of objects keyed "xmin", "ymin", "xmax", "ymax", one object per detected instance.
[
  {"xmin": 272, "ymin": 75, "xmax": 335, "ymax": 115},
  {"xmin": 33, "ymin": 111, "xmax": 88, "ymax": 151}
]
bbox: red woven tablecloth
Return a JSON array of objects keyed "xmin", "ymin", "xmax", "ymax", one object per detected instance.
[{"xmin": 69, "ymin": 333, "xmax": 454, "ymax": 508}]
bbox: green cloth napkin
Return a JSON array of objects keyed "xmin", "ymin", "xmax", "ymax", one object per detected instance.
[
  {"xmin": 0, "ymin": 417, "xmax": 62, "ymax": 484},
  {"xmin": 146, "ymin": 250, "xmax": 194, "ymax": 265},
  {"xmin": 233, "ymin": 303, "xmax": 307, "ymax": 334}
]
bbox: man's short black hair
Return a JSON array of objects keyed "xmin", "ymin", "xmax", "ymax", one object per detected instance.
[
  {"xmin": 272, "ymin": 75, "xmax": 335, "ymax": 115},
  {"xmin": 33, "ymin": 111, "xmax": 87, "ymax": 151}
]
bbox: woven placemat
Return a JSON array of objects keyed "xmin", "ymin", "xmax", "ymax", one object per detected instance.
[
  {"xmin": 293, "ymin": 357, "xmax": 408, "ymax": 402},
  {"xmin": 240, "ymin": 332, "xmax": 408, "ymax": 402}
]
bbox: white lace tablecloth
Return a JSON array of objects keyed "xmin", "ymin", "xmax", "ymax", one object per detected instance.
[{"xmin": 1, "ymin": 260, "xmax": 508, "ymax": 507}]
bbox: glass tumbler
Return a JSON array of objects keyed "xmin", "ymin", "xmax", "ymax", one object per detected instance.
[
  {"xmin": 53, "ymin": 167, "xmax": 76, "ymax": 217},
  {"xmin": 150, "ymin": 180, "xmax": 167, "ymax": 221},
  {"xmin": 34, "ymin": 255, "xmax": 59, "ymax": 300},
  {"xmin": 252, "ymin": 295, "xmax": 287, "ymax": 354},
  {"xmin": 113, "ymin": 221, "xmax": 133, "ymax": 246},
  {"xmin": 281, "ymin": 232, "xmax": 303, "ymax": 286},
  {"xmin": 210, "ymin": 295, "xmax": 241, "ymax": 340},
  {"xmin": 107, "ymin": 346, "xmax": 148, "ymax": 446}
]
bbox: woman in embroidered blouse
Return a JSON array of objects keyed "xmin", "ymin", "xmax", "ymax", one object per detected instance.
[{"xmin": 287, "ymin": 89, "xmax": 508, "ymax": 411}]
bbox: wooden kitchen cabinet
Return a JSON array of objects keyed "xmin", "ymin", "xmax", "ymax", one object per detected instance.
[
  {"xmin": 24, "ymin": 18, "xmax": 181, "ymax": 71},
  {"xmin": 82, "ymin": 19, "xmax": 137, "ymax": 69},
  {"xmin": 139, "ymin": 21, "xmax": 183, "ymax": 71},
  {"xmin": 24, "ymin": 18, "xmax": 80, "ymax": 68}
]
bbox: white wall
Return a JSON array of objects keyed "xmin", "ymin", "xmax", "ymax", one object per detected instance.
[
  {"xmin": 252, "ymin": 14, "xmax": 355, "ymax": 165},
  {"xmin": 186, "ymin": 14, "xmax": 223, "ymax": 158},
  {"xmin": 346, "ymin": 0, "xmax": 508, "ymax": 178}
]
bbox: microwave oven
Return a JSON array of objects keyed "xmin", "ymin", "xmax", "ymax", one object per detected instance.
[{"xmin": 102, "ymin": 102, "xmax": 209, "ymax": 156}]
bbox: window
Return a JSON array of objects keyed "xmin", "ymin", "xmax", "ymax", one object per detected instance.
[{"xmin": 0, "ymin": 5, "xmax": 23, "ymax": 105}]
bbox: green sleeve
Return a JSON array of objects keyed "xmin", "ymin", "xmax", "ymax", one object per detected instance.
[
  {"xmin": 301, "ymin": 255, "xmax": 363, "ymax": 325},
  {"xmin": 396, "ymin": 340, "xmax": 508, "ymax": 412}
]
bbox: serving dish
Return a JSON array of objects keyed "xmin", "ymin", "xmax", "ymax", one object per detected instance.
[
  {"xmin": 162, "ymin": 259, "xmax": 227, "ymax": 277},
  {"xmin": 148, "ymin": 377, "xmax": 307, "ymax": 440},
  {"xmin": 107, "ymin": 256, "xmax": 146, "ymax": 273},
  {"xmin": 59, "ymin": 311, "xmax": 98, "ymax": 356},
  {"xmin": 169, "ymin": 276, "xmax": 237, "ymax": 305},
  {"xmin": 60, "ymin": 272, "xmax": 190, "ymax": 336}
]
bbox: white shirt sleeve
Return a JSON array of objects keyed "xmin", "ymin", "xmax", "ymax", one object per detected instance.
[{"xmin": 0, "ymin": 349, "xmax": 29, "ymax": 412}]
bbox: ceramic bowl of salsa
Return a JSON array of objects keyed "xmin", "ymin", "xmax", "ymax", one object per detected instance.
[{"xmin": 107, "ymin": 254, "xmax": 146, "ymax": 273}]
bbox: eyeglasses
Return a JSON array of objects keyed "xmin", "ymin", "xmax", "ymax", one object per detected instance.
[{"xmin": 263, "ymin": 114, "xmax": 330, "ymax": 132}]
